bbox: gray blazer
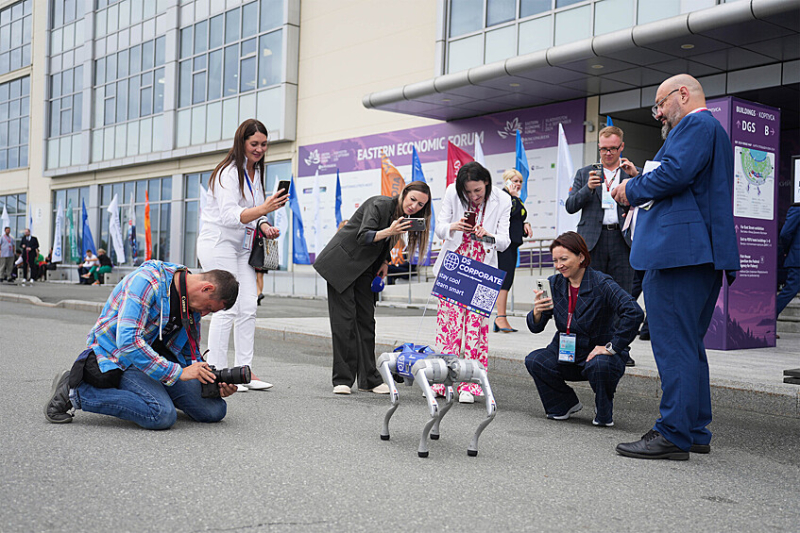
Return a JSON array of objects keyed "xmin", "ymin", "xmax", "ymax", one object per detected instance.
[
  {"xmin": 313, "ymin": 195, "xmax": 397, "ymax": 294},
  {"xmin": 564, "ymin": 164, "xmax": 638, "ymax": 250}
]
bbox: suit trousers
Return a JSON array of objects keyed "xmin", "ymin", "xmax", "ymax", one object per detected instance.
[
  {"xmin": 326, "ymin": 271, "xmax": 382, "ymax": 390},
  {"xmin": 591, "ymin": 229, "xmax": 633, "ymax": 294},
  {"xmin": 196, "ymin": 239, "xmax": 258, "ymax": 370},
  {"xmin": 777, "ymin": 267, "xmax": 799, "ymax": 316},
  {"xmin": 0, "ymin": 256, "xmax": 13, "ymax": 280},
  {"xmin": 525, "ymin": 347, "xmax": 625, "ymax": 424},
  {"xmin": 644, "ymin": 264, "xmax": 722, "ymax": 451}
]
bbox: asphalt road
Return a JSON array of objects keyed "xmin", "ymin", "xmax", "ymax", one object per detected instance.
[{"xmin": 3, "ymin": 301, "xmax": 800, "ymax": 532}]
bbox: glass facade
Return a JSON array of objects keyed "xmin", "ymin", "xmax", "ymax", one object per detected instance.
[
  {"xmin": 444, "ymin": 0, "xmax": 716, "ymax": 73},
  {"xmin": 0, "ymin": 192, "xmax": 27, "ymax": 244},
  {"xmin": 0, "ymin": 77, "xmax": 30, "ymax": 170},
  {"xmin": 0, "ymin": 0, "xmax": 32, "ymax": 76},
  {"xmin": 50, "ymin": 187, "xmax": 89, "ymax": 265}
]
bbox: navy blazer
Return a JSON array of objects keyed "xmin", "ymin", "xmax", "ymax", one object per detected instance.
[
  {"xmin": 780, "ymin": 206, "xmax": 800, "ymax": 268},
  {"xmin": 626, "ymin": 110, "xmax": 740, "ymax": 273},
  {"xmin": 526, "ymin": 267, "xmax": 643, "ymax": 363},
  {"xmin": 565, "ymin": 164, "xmax": 637, "ymax": 250}
]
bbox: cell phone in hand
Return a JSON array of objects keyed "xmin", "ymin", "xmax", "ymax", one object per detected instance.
[
  {"xmin": 536, "ymin": 279, "xmax": 551, "ymax": 301},
  {"xmin": 464, "ymin": 210, "xmax": 477, "ymax": 227},
  {"xmin": 406, "ymin": 218, "xmax": 426, "ymax": 232},
  {"xmin": 592, "ymin": 162, "xmax": 603, "ymax": 171},
  {"xmin": 277, "ymin": 180, "xmax": 291, "ymax": 194}
]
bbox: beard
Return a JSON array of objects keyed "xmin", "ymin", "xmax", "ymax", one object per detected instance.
[{"xmin": 660, "ymin": 107, "xmax": 682, "ymax": 140}]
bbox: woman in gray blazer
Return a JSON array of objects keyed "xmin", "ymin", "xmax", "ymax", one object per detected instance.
[{"xmin": 314, "ymin": 181, "xmax": 431, "ymax": 395}]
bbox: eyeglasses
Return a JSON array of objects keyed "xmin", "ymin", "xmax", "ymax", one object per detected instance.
[
  {"xmin": 651, "ymin": 89, "xmax": 679, "ymax": 118},
  {"xmin": 599, "ymin": 145, "xmax": 621, "ymax": 154}
]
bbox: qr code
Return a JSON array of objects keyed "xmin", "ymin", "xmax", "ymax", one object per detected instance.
[{"xmin": 471, "ymin": 285, "xmax": 498, "ymax": 312}]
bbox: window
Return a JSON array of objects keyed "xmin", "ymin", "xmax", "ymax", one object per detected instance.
[
  {"xmin": 0, "ymin": 192, "xmax": 27, "ymax": 245},
  {"xmin": 98, "ymin": 177, "xmax": 172, "ymax": 265},
  {"xmin": 183, "ymin": 171, "xmax": 212, "ymax": 268},
  {"xmin": 0, "ymin": 0, "xmax": 32, "ymax": 76},
  {"xmin": 0, "ymin": 76, "xmax": 30, "ymax": 170}
]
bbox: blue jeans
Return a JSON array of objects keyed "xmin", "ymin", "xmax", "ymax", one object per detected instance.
[{"xmin": 71, "ymin": 367, "xmax": 227, "ymax": 430}]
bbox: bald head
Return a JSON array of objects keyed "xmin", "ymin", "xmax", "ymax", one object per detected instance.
[{"xmin": 654, "ymin": 74, "xmax": 707, "ymax": 139}]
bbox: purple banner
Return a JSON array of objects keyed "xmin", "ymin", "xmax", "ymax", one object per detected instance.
[
  {"xmin": 705, "ymin": 97, "xmax": 780, "ymax": 350},
  {"xmin": 298, "ymin": 99, "xmax": 586, "ymax": 177}
]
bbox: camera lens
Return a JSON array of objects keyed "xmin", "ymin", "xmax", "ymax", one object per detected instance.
[{"xmin": 216, "ymin": 365, "xmax": 252, "ymax": 385}]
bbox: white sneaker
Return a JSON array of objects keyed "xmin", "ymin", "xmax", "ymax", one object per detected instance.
[
  {"xmin": 458, "ymin": 391, "xmax": 474, "ymax": 404},
  {"xmin": 547, "ymin": 401, "xmax": 583, "ymax": 420},
  {"xmin": 246, "ymin": 379, "xmax": 273, "ymax": 390},
  {"xmin": 333, "ymin": 385, "xmax": 351, "ymax": 395},
  {"xmin": 359, "ymin": 383, "xmax": 390, "ymax": 394},
  {"xmin": 236, "ymin": 384, "xmax": 249, "ymax": 393},
  {"xmin": 28, "ymin": 279, "xmax": 33, "ymax": 283}
]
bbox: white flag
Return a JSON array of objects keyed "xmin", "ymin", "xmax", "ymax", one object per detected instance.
[
  {"xmin": 198, "ymin": 185, "xmax": 208, "ymax": 234},
  {"xmin": 274, "ymin": 204, "xmax": 289, "ymax": 270},
  {"xmin": 107, "ymin": 194, "xmax": 126, "ymax": 263},
  {"xmin": 52, "ymin": 200, "xmax": 64, "ymax": 262},
  {"xmin": 1, "ymin": 203, "xmax": 9, "ymax": 232},
  {"xmin": 474, "ymin": 135, "xmax": 486, "ymax": 166},
  {"xmin": 312, "ymin": 170, "xmax": 323, "ymax": 255},
  {"xmin": 556, "ymin": 123, "xmax": 579, "ymax": 235}
]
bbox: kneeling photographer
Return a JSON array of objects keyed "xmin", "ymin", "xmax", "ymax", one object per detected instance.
[{"xmin": 45, "ymin": 260, "xmax": 242, "ymax": 430}]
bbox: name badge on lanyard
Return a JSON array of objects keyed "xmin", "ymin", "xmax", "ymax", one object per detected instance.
[
  {"xmin": 559, "ymin": 286, "xmax": 579, "ymax": 363},
  {"xmin": 601, "ymin": 168, "xmax": 618, "ymax": 210},
  {"xmin": 243, "ymin": 227, "xmax": 255, "ymax": 251}
]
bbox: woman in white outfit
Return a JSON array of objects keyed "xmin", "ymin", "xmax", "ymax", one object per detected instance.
[{"xmin": 196, "ymin": 119, "xmax": 288, "ymax": 392}]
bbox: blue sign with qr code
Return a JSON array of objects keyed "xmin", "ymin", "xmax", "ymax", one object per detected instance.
[{"xmin": 431, "ymin": 251, "xmax": 506, "ymax": 317}]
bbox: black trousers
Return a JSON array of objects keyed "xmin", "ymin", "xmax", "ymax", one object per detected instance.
[
  {"xmin": 590, "ymin": 228, "xmax": 633, "ymax": 295},
  {"xmin": 327, "ymin": 271, "xmax": 382, "ymax": 390}
]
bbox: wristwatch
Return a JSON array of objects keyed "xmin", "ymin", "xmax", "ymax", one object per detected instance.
[{"xmin": 605, "ymin": 342, "xmax": 616, "ymax": 355}]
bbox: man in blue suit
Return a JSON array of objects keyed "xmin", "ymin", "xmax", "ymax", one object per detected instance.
[
  {"xmin": 777, "ymin": 205, "xmax": 800, "ymax": 317},
  {"xmin": 611, "ymin": 74, "xmax": 740, "ymax": 460}
]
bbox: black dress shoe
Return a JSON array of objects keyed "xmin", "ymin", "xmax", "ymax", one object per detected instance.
[
  {"xmin": 616, "ymin": 429, "xmax": 689, "ymax": 460},
  {"xmin": 690, "ymin": 443, "xmax": 711, "ymax": 454},
  {"xmin": 639, "ymin": 330, "xmax": 650, "ymax": 341},
  {"xmin": 625, "ymin": 357, "xmax": 635, "ymax": 367}
]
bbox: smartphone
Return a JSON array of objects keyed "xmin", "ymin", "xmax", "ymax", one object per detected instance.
[
  {"xmin": 277, "ymin": 180, "xmax": 291, "ymax": 194},
  {"xmin": 406, "ymin": 218, "xmax": 426, "ymax": 232},
  {"xmin": 464, "ymin": 210, "xmax": 477, "ymax": 227},
  {"xmin": 536, "ymin": 279, "xmax": 551, "ymax": 301},
  {"xmin": 592, "ymin": 162, "xmax": 603, "ymax": 170}
]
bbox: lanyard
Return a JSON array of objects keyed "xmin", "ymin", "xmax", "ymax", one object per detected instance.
[
  {"xmin": 244, "ymin": 170, "xmax": 257, "ymax": 207},
  {"xmin": 177, "ymin": 270, "xmax": 199, "ymax": 360},
  {"xmin": 567, "ymin": 285, "xmax": 579, "ymax": 334},
  {"xmin": 687, "ymin": 107, "xmax": 708, "ymax": 115},
  {"xmin": 604, "ymin": 167, "xmax": 620, "ymax": 191}
]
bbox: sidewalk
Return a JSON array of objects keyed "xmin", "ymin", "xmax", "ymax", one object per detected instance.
[{"xmin": 3, "ymin": 277, "xmax": 799, "ymax": 418}]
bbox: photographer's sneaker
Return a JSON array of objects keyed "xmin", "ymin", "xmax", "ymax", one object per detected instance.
[{"xmin": 44, "ymin": 370, "xmax": 74, "ymax": 424}]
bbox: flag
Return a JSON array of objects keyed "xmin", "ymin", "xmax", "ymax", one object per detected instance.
[
  {"xmin": 107, "ymin": 194, "xmax": 126, "ymax": 263},
  {"xmin": 128, "ymin": 192, "xmax": 138, "ymax": 264},
  {"xmin": 606, "ymin": 116, "xmax": 614, "ymax": 127},
  {"xmin": 312, "ymin": 170, "xmax": 323, "ymax": 255},
  {"xmin": 81, "ymin": 198, "xmax": 96, "ymax": 256},
  {"xmin": 515, "ymin": 130, "xmax": 530, "ymax": 204},
  {"xmin": 446, "ymin": 141, "xmax": 474, "ymax": 187},
  {"xmin": 411, "ymin": 146, "xmax": 434, "ymax": 266},
  {"xmin": 52, "ymin": 200, "xmax": 64, "ymax": 263},
  {"xmin": 380, "ymin": 152, "xmax": 404, "ymax": 197},
  {"xmin": 556, "ymin": 123, "xmax": 579, "ymax": 235},
  {"xmin": 274, "ymin": 198, "xmax": 290, "ymax": 270},
  {"xmin": 1, "ymin": 203, "xmax": 9, "ymax": 232},
  {"xmin": 144, "ymin": 191, "xmax": 152, "ymax": 260},
  {"xmin": 288, "ymin": 177, "xmax": 310, "ymax": 264},
  {"xmin": 474, "ymin": 135, "xmax": 485, "ymax": 166},
  {"xmin": 67, "ymin": 198, "xmax": 79, "ymax": 262},
  {"xmin": 334, "ymin": 170, "xmax": 342, "ymax": 229},
  {"xmin": 198, "ymin": 185, "xmax": 207, "ymax": 234},
  {"xmin": 28, "ymin": 206, "xmax": 33, "ymax": 234}
]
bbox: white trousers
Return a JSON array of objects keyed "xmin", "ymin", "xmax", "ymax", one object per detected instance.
[{"xmin": 196, "ymin": 236, "xmax": 258, "ymax": 371}]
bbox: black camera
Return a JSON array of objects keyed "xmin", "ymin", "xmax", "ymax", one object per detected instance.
[{"xmin": 200, "ymin": 365, "xmax": 252, "ymax": 398}]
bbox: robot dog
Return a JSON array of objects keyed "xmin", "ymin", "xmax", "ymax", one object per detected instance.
[{"xmin": 377, "ymin": 344, "xmax": 496, "ymax": 458}]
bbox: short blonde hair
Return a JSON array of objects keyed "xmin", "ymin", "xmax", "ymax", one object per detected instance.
[
  {"xmin": 599, "ymin": 125, "xmax": 624, "ymax": 141},
  {"xmin": 502, "ymin": 169, "xmax": 522, "ymax": 183}
]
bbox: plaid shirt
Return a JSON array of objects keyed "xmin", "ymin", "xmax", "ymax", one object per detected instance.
[{"xmin": 87, "ymin": 260, "xmax": 202, "ymax": 385}]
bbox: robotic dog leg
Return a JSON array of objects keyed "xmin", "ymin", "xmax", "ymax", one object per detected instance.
[
  {"xmin": 451, "ymin": 360, "xmax": 497, "ymax": 457},
  {"xmin": 430, "ymin": 385, "xmax": 455, "ymax": 440},
  {"xmin": 377, "ymin": 353, "xmax": 400, "ymax": 441},
  {"xmin": 411, "ymin": 358, "xmax": 449, "ymax": 458}
]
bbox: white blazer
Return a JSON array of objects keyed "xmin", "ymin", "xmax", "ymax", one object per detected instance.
[
  {"xmin": 433, "ymin": 183, "xmax": 511, "ymax": 275},
  {"xmin": 199, "ymin": 163, "xmax": 265, "ymax": 250}
]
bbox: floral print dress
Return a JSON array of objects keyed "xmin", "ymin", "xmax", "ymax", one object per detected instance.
[{"xmin": 433, "ymin": 213, "xmax": 490, "ymax": 397}]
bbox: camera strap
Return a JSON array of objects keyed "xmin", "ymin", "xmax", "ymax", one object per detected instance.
[{"xmin": 177, "ymin": 269, "xmax": 199, "ymax": 360}]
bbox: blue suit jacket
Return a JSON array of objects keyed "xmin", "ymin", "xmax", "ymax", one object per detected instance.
[
  {"xmin": 780, "ymin": 206, "xmax": 800, "ymax": 268},
  {"xmin": 526, "ymin": 268, "xmax": 643, "ymax": 363},
  {"xmin": 626, "ymin": 110, "xmax": 740, "ymax": 273}
]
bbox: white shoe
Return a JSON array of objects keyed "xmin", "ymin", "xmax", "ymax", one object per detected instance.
[
  {"xmin": 360, "ymin": 383, "xmax": 390, "ymax": 394},
  {"xmin": 458, "ymin": 391, "xmax": 474, "ymax": 404},
  {"xmin": 246, "ymin": 379, "xmax": 273, "ymax": 390},
  {"xmin": 333, "ymin": 385, "xmax": 351, "ymax": 395},
  {"xmin": 547, "ymin": 401, "xmax": 583, "ymax": 420},
  {"xmin": 236, "ymin": 384, "xmax": 249, "ymax": 393}
]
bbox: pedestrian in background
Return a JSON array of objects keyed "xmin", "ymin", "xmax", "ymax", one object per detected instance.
[
  {"xmin": 433, "ymin": 162, "xmax": 511, "ymax": 403},
  {"xmin": 777, "ymin": 205, "xmax": 800, "ymax": 317},
  {"xmin": 0, "ymin": 226, "xmax": 14, "ymax": 282},
  {"xmin": 314, "ymin": 181, "xmax": 431, "ymax": 396},
  {"xmin": 196, "ymin": 118, "xmax": 288, "ymax": 392},
  {"xmin": 20, "ymin": 228, "xmax": 39, "ymax": 284},
  {"xmin": 494, "ymin": 169, "xmax": 532, "ymax": 333}
]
